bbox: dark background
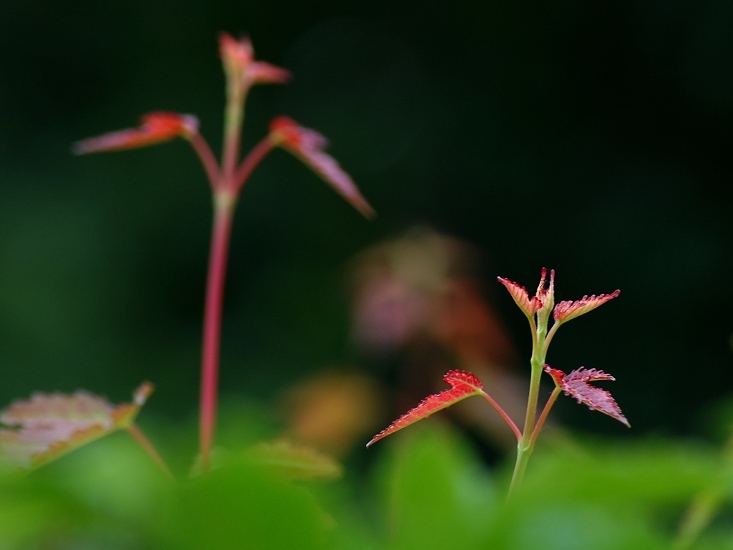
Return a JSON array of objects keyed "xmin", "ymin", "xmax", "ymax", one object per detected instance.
[{"xmin": 1, "ymin": 0, "xmax": 732, "ymax": 445}]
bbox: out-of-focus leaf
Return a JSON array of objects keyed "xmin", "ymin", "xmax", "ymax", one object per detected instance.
[
  {"xmin": 269, "ymin": 116, "xmax": 375, "ymax": 218},
  {"xmin": 165, "ymin": 459, "xmax": 327, "ymax": 550},
  {"xmin": 246, "ymin": 440, "xmax": 342, "ymax": 481},
  {"xmin": 373, "ymin": 427, "xmax": 497, "ymax": 550},
  {"xmin": 0, "ymin": 382, "xmax": 153, "ymax": 470},
  {"xmin": 367, "ymin": 370, "xmax": 483, "ymax": 447},
  {"xmin": 488, "ymin": 440, "xmax": 725, "ymax": 549},
  {"xmin": 73, "ymin": 112, "xmax": 199, "ymax": 154}
]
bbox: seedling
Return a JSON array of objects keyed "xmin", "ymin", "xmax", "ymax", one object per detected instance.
[
  {"xmin": 0, "ymin": 33, "xmax": 372, "ymax": 476},
  {"xmin": 367, "ymin": 268, "xmax": 626, "ymax": 495},
  {"xmin": 72, "ymin": 34, "xmax": 373, "ymax": 473}
]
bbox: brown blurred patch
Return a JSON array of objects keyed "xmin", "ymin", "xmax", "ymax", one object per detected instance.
[{"xmin": 280, "ymin": 370, "xmax": 385, "ymax": 457}]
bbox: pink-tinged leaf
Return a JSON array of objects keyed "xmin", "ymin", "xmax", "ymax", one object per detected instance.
[
  {"xmin": 0, "ymin": 382, "xmax": 154, "ymax": 470},
  {"xmin": 366, "ymin": 370, "xmax": 483, "ymax": 447},
  {"xmin": 73, "ymin": 113, "xmax": 199, "ymax": 154},
  {"xmin": 220, "ymin": 32, "xmax": 254, "ymax": 68},
  {"xmin": 553, "ymin": 290, "xmax": 620, "ymax": 324},
  {"xmin": 544, "ymin": 365, "xmax": 629, "ymax": 427},
  {"xmin": 219, "ymin": 33, "xmax": 290, "ymax": 87},
  {"xmin": 269, "ymin": 116, "xmax": 375, "ymax": 219},
  {"xmin": 535, "ymin": 267, "xmax": 555, "ymax": 317},
  {"xmin": 249, "ymin": 61, "xmax": 292, "ymax": 86},
  {"xmin": 497, "ymin": 276, "xmax": 542, "ymax": 318}
]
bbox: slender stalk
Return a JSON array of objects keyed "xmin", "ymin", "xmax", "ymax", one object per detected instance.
[
  {"xmin": 675, "ymin": 490, "xmax": 722, "ymax": 549},
  {"xmin": 188, "ymin": 132, "xmax": 222, "ymax": 189},
  {"xmin": 529, "ymin": 386, "xmax": 561, "ymax": 447},
  {"xmin": 508, "ymin": 357, "xmax": 544, "ymax": 497},
  {"xmin": 542, "ymin": 321, "xmax": 561, "ymax": 357},
  {"xmin": 221, "ymin": 86, "xmax": 246, "ymax": 182},
  {"xmin": 127, "ymin": 423, "xmax": 175, "ymax": 481},
  {"xmin": 479, "ymin": 391, "xmax": 522, "ymax": 441},
  {"xmin": 233, "ymin": 136, "xmax": 275, "ymax": 193},
  {"xmin": 675, "ymin": 428, "xmax": 733, "ymax": 548},
  {"xmin": 199, "ymin": 192, "xmax": 236, "ymax": 472},
  {"xmin": 508, "ymin": 312, "xmax": 549, "ymax": 497}
]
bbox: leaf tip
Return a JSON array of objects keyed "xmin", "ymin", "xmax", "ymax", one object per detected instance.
[{"xmin": 134, "ymin": 382, "xmax": 155, "ymax": 406}]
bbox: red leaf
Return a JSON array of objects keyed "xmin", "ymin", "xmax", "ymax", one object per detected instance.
[
  {"xmin": 269, "ymin": 116, "xmax": 375, "ymax": 219},
  {"xmin": 366, "ymin": 370, "xmax": 483, "ymax": 447},
  {"xmin": 497, "ymin": 268, "xmax": 556, "ymax": 319},
  {"xmin": 73, "ymin": 112, "xmax": 199, "ymax": 154},
  {"xmin": 496, "ymin": 276, "xmax": 542, "ymax": 318},
  {"xmin": 0, "ymin": 382, "xmax": 153, "ymax": 470},
  {"xmin": 219, "ymin": 33, "xmax": 290, "ymax": 87},
  {"xmin": 544, "ymin": 366, "xmax": 629, "ymax": 427},
  {"xmin": 553, "ymin": 290, "xmax": 620, "ymax": 324}
]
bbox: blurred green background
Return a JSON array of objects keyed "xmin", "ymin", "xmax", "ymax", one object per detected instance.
[{"xmin": 1, "ymin": 0, "xmax": 732, "ymax": 447}]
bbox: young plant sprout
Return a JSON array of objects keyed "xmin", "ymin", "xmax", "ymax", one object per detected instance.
[
  {"xmin": 73, "ymin": 33, "xmax": 373, "ymax": 473},
  {"xmin": 367, "ymin": 268, "xmax": 626, "ymax": 495}
]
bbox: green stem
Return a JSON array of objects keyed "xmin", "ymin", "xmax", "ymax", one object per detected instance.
[
  {"xmin": 508, "ymin": 356, "xmax": 544, "ymax": 497},
  {"xmin": 508, "ymin": 314, "xmax": 549, "ymax": 497},
  {"xmin": 221, "ymin": 87, "xmax": 247, "ymax": 184},
  {"xmin": 542, "ymin": 321, "xmax": 561, "ymax": 357},
  {"xmin": 529, "ymin": 386, "xmax": 561, "ymax": 447},
  {"xmin": 675, "ymin": 428, "xmax": 733, "ymax": 548},
  {"xmin": 675, "ymin": 490, "xmax": 722, "ymax": 549}
]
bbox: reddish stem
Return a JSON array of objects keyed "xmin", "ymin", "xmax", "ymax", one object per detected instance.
[
  {"xmin": 127, "ymin": 423, "xmax": 175, "ymax": 480},
  {"xmin": 233, "ymin": 136, "xmax": 275, "ymax": 193},
  {"xmin": 529, "ymin": 386, "xmax": 561, "ymax": 447},
  {"xmin": 188, "ymin": 132, "xmax": 222, "ymax": 190},
  {"xmin": 199, "ymin": 194, "xmax": 236, "ymax": 472},
  {"xmin": 479, "ymin": 391, "xmax": 522, "ymax": 442}
]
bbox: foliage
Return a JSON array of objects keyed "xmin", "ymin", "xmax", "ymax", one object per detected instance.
[
  {"xmin": 368, "ymin": 268, "xmax": 626, "ymax": 495},
  {"xmin": 0, "ymin": 26, "xmax": 732, "ymax": 550},
  {"xmin": 1, "ymin": 424, "xmax": 732, "ymax": 549}
]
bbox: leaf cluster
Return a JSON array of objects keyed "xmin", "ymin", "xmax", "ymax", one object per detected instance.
[{"xmin": 3, "ymin": 418, "xmax": 733, "ymax": 550}]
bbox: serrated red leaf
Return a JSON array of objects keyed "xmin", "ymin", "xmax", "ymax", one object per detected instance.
[
  {"xmin": 0, "ymin": 382, "xmax": 154, "ymax": 470},
  {"xmin": 543, "ymin": 366, "xmax": 629, "ymax": 427},
  {"xmin": 269, "ymin": 116, "xmax": 375, "ymax": 219},
  {"xmin": 497, "ymin": 276, "xmax": 542, "ymax": 318},
  {"xmin": 553, "ymin": 290, "xmax": 620, "ymax": 324},
  {"xmin": 366, "ymin": 370, "xmax": 483, "ymax": 447},
  {"xmin": 73, "ymin": 113, "xmax": 199, "ymax": 154}
]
